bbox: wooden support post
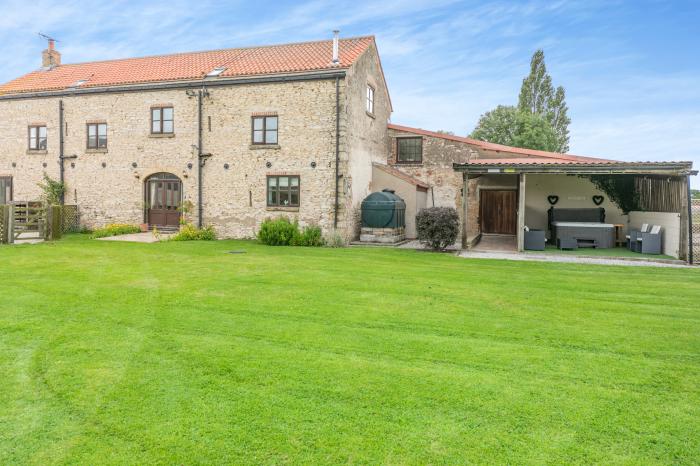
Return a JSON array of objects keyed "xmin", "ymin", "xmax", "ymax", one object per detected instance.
[
  {"xmin": 517, "ymin": 173, "xmax": 526, "ymax": 252},
  {"xmin": 679, "ymin": 176, "xmax": 690, "ymax": 262},
  {"xmin": 462, "ymin": 172, "xmax": 469, "ymax": 249},
  {"xmin": 0, "ymin": 205, "xmax": 7, "ymax": 244},
  {"xmin": 8, "ymin": 204, "xmax": 14, "ymax": 244}
]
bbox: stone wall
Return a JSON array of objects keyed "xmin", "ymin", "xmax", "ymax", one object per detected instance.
[
  {"xmin": 342, "ymin": 43, "xmax": 391, "ymax": 239},
  {"xmin": 386, "ymin": 128, "xmax": 480, "ymax": 239},
  {"xmin": 0, "ymin": 67, "xmax": 386, "ymax": 238}
]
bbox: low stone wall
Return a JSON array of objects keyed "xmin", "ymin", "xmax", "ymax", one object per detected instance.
[{"xmin": 359, "ymin": 226, "xmax": 405, "ymax": 243}]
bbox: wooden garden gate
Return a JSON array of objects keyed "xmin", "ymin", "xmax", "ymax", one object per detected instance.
[{"xmin": 0, "ymin": 202, "xmax": 67, "ymax": 244}]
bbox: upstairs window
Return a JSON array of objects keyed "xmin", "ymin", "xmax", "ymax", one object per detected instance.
[
  {"xmin": 366, "ymin": 85, "xmax": 375, "ymax": 114},
  {"xmin": 151, "ymin": 106, "xmax": 174, "ymax": 134},
  {"xmin": 87, "ymin": 123, "xmax": 108, "ymax": 149},
  {"xmin": 267, "ymin": 175, "xmax": 299, "ymax": 207},
  {"xmin": 397, "ymin": 137, "xmax": 422, "ymax": 163},
  {"xmin": 28, "ymin": 125, "xmax": 47, "ymax": 150},
  {"xmin": 252, "ymin": 116, "xmax": 278, "ymax": 145}
]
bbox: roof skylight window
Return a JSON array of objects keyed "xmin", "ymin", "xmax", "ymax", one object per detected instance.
[{"xmin": 206, "ymin": 67, "xmax": 226, "ymax": 77}]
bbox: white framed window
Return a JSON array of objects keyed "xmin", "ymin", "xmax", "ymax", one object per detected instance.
[{"xmin": 366, "ymin": 85, "xmax": 375, "ymax": 114}]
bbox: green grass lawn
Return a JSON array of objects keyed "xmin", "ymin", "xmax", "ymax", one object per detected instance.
[{"xmin": 1, "ymin": 235, "xmax": 699, "ymax": 464}]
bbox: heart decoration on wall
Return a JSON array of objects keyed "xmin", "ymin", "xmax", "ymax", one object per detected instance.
[
  {"xmin": 547, "ymin": 195, "xmax": 559, "ymax": 205},
  {"xmin": 592, "ymin": 195, "xmax": 605, "ymax": 206}
]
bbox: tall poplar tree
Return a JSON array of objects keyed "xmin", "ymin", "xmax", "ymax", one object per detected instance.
[{"xmin": 518, "ymin": 50, "xmax": 571, "ymax": 152}]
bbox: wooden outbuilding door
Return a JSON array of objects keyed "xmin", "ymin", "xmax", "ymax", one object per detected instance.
[
  {"xmin": 145, "ymin": 173, "xmax": 182, "ymax": 228},
  {"xmin": 480, "ymin": 190, "xmax": 517, "ymax": 235},
  {"xmin": 0, "ymin": 177, "xmax": 11, "ymax": 205}
]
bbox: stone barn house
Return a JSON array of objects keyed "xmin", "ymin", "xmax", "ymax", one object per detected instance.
[{"xmin": 0, "ymin": 34, "xmax": 695, "ymax": 260}]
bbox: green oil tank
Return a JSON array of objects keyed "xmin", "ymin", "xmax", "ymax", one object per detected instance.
[{"xmin": 361, "ymin": 189, "xmax": 406, "ymax": 228}]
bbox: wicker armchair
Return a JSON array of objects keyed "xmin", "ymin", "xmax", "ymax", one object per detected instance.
[
  {"xmin": 635, "ymin": 225, "xmax": 662, "ymax": 254},
  {"xmin": 626, "ymin": 223, "xmax": 649, "ymax": 250}
]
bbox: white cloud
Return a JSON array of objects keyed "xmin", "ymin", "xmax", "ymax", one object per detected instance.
[{"xmin": 0, "ymin": 0, "xmax": 697, "ymax": 188}]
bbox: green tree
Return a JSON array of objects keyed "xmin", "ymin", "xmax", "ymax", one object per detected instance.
[
  {"xmin": 518, "ymin": 49, "xmax": 570, "ymax": 152},
  {"xmin": 469, "ymin": 105, "xmax": 558, "ymax": 152}
]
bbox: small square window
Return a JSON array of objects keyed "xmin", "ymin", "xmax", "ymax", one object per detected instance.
[
  {"xmin": 397, "ymin": 137, "xmax": 422, "ymax": 163},
  {"xmin": 28, "ymin": 125, "xmax": 47, "ymax": 150},
  {"xmin": 252, "ymin": 116, "xmax": 278, "ymax": 145},
  {"xmin": 151, "ymin": 106, "xmax": 174, "ymax": 134},
  {"xmin": 87, "ymin": 123, "xmax": 108, "ymax": 149},
  {"xmin": 267, "ymin": 175, "xmax": 299, "ymax": 207}
]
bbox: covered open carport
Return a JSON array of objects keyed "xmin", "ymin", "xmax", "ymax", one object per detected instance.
[{"xmin": 455, "ymin": 160, "xmax": 697, "ymax": 263}]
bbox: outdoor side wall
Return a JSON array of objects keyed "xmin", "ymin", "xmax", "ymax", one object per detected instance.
[
  {"xmin": 343, "ymin": 43, "xmax": 391, "ymax": 239},
  {"xmin": 387, "ymin": 129, "xmax": 479, "ymax": 241},
  {"xmin": 0, "ymin": 78, "xmax": 344, "ymax": 237}
]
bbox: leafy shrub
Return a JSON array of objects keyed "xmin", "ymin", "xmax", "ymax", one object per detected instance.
[
  {"xmin": 91, "ymin": 223, "xmax": 141, "ymax": 239},
  {"xmin": 258, "ymin": 218, "xmax": 325, "ymax": 247},
  {"xmin": 292, "ymin": 225, "xmax": 324, "ymax": 247},
  {"xmin": 258, "ymin": 217, "xmax": 299, "ymax": 246},
  {"xmin": 171, "ymin": 224, "xmax": 216, "ymax": 241},
  {"xmin": 416, "ymin": 207, "xmax": 460, "ymax": 250}
]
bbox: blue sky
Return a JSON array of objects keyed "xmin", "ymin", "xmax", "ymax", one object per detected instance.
[{"xmin": 1, "ymin": 0, "xmax": 698, "ymax": 187}]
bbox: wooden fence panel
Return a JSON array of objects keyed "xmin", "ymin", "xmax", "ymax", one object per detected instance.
[
  {"xmin": 635, "ymin": 176, "xmax": 683, "ymax": 213},
  {"xmin": 0, "ymin": 205, "xmax": 8, "ymax": 244},
  {"xmin": 61, "ymin": 205, "xmax": 80, "ymax": 233},
  {"xmin": 692, "ymin": 199, "xmax": 699, "ymax": 265}
]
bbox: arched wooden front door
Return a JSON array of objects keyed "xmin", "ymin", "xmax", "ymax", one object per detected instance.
[{"xmin": 145, "ymin": 173, "xmax": 182, "ymax": 228}]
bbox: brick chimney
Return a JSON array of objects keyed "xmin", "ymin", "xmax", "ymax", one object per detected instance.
[{"xmin": 42, "ymin": 39, "xmax": 61, "ymax": 68}]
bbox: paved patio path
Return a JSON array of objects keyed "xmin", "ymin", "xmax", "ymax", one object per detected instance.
[{"xmin": 96, "ymin": 232, "xmax": 173, "ymax": 243}]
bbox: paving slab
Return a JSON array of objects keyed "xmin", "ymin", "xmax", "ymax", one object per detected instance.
[{"xmin": 96, "ymin": 232, "xmax": 173, "ymax": 243}]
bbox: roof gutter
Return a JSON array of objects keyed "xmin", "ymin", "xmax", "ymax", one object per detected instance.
[
  {"xmin": 453, "ymin": 162, "xmax": 696, "ymax": 176},
  {"xmin": 0, "ymin": 70, "xmax": 346, "ymax": 101}
]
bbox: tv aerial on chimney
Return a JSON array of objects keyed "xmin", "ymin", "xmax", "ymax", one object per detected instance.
[{"xmin": 38, "ymin": 32, "xmax": 60, "ymax": 46}]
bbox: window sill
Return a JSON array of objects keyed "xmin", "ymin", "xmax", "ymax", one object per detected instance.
[
  {"xmin": 250, "ymin": 144, "xmax": 281, "ymax": 150},
  {"xmin": 86, "ymin": 148, "xmax": 108, "ymax": 154},
  {"xmin": 26, "ymin": 150, "xmax": 48, "ymax": 155},
  {"xmin": 366, "ymin": 111, "xmax": 375, "ymax": 119},
  {"xmin": 149, "ymin": 133, "xmax": 175, "ymax": 138},
  {"xmin": 266, "ymin": 206, "xmax": 299, "ymax": 212}
]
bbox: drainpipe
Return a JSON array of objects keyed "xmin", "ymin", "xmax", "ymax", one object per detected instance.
[
  {"xmin": 197, "ymin": 89, "xmax": 203, "ymax": 228},
  {"xmin": 333, "ymin": 76, "xmax": 340, "ymax": 229},
  {"xmin": 688, "ymin": 175, "xmax": 694, "ymax": 264},
  {"xmin": 58, "ymin": 99, "xmax": 65, "ymax": 204}
]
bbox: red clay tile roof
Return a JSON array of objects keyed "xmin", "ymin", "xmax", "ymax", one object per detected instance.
[
  {"xmin": 0, "ymin": 37, "xmax": 375, "ymax": 95},
  {"xmin": 387, "ymin": 123, "xmax": 619, "ymax": 164}
]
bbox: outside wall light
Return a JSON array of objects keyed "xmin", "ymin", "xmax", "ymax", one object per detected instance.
[
  {"xmin": 42, "ymin": 162, "xmax": 47, "ymax": 168},
  {"xmin": 187, "ymin": 162, "xmax": 193, "ymax": 169},
  {"xmin": 102, "ymin": 162, "xmax": 107, "ymax": 168},
  {"xmin": 266, "ymin": 161, "xmax": 272, "ymax": 168},
  {"xmin": 132, "ymin": 162, "xmax": 138, "ymax": 168},
  {"xmin": 224, "ymin": 163, "xmax": 229, "ymax": 170}
]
